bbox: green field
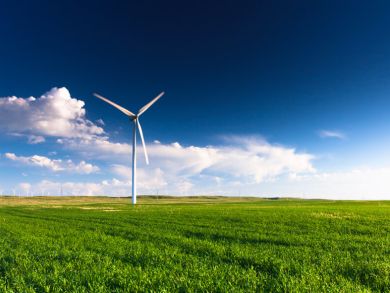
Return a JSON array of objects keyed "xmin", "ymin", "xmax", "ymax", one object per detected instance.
[{"xmin": 0, "ymin": 196, "xmax": 389, "ymax": 292}]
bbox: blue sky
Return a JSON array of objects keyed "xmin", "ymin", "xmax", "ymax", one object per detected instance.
[{"xmin": 1, "ymin": 1, "xmax": 390, "ymax": 198}]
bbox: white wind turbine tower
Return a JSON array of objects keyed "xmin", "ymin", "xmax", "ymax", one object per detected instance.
[{"xmin": 93, "ymin": 91, "xmax": 164, "ymax": 205}]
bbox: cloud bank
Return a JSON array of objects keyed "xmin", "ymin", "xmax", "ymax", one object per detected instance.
[
  {"xmin": 105, "ymin": 137, "xmax": 315, "ymax": 195},
  {"xmin": 0, "ymin": 87, "xmax": 314, "ymax": 187},
  {"xmin": 0, "ymin": 87, "xmax": 104, "ymax": 140},
  {"xmin": 142, "ymin": 138, "xmax": 314, "ymax": 184},
  {"xmin": 1, "ymin": 87, "xmax": 389, "ymax": 199},
  {"xmin": 4, "ymin": 153, "xmax": 99, "ymax": 174},
  {"xmin": 14, "ymin": 166, "xmax": 390, "ymax": 199}
]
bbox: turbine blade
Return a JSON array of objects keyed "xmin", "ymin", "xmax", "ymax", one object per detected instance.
[
  {"xmin": 93, "ymin": 93, "xmax": 136, "ymax": 117},
  {"xmin": 137, "ymin": 91, "xmax": 164, "ymax": 116},
  {"xmin": 137, "ymin": 120, "xmax": 149, "ymax": 165}
]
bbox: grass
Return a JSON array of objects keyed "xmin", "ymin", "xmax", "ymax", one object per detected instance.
[{"xmin": 0, "ymin": 196, "xmax": 389, "ymax": 292}]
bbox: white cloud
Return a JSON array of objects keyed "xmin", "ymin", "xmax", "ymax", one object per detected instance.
[
  {"xmin": 282, "ymin": 168, "xmax": 390, "ymax": 199},
  {"xmin": 36, "ymin": 180, "xmax": 105, "ymax": 196},
  {"xmin": 318, "ymin": 130, "xmax": 346, "ymax": 140},
  {"xmin": 96, "ymin": 119, "xmax": 105, "ymax": 126},
  {"xmin": 27, "ymin": 135, "xmax": 46, "ymax": 144},
  {"xmin": 72, "ymin": 161, "xmax": 100, "ymax": 174},
  {"xmin": 57, "ymin": 136, "xmax": 132, "ymax": 162},
  {"xmin": 39, "ymin": 134, "xmax": 315, "ymax": 195},
  {"xmin": 145, "ymin": 137, "xmax": 315, "ymax": 184},
  {"xmin": 99, "ymin": 136, "xmax": 315, "ymax": 195},
  {"xmin": 4, "ymin": 153, "xmax": 99, "ymax": 174},
  {"xmin": 18, "ymin": 182, "xmax": 32, "ymax": 195},
  {"xmin": 18, "ymin": 177, "xmax": 190, "ymax": 196},
  {"xmin": 0, "ymin": 87, "xmax": 104, "ymax": 140},
  {"xmin": 7, "ymin": 133, "xmax": 46, "ymax": 144},
  {"xmin": 64, "ymin": 135, "xmax": 314, "ymax": 183},
  {"xmin": 32, "ymin": 179, "xmax": 141, "ymax": 196},
  {"xmin": 10, "ymin": 165, "xmax": 390, "ymax": 199},
  {"xmin": 110, "ymin": 164, "xmax": 168, "ymax": 190},
  {"xmin": 57, "ymin": 137, "xmax": 131, "ymax": 159}
]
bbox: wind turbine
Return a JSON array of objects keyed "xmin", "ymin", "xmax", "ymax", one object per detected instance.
[{"xmin": 93, "ymin": 91, "xmax": 164, "ymax": 205}]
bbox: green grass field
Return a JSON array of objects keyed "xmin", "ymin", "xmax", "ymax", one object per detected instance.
[{"xmin": 0, "ymin": 196, "xmax": 389, "ymax": 292}]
